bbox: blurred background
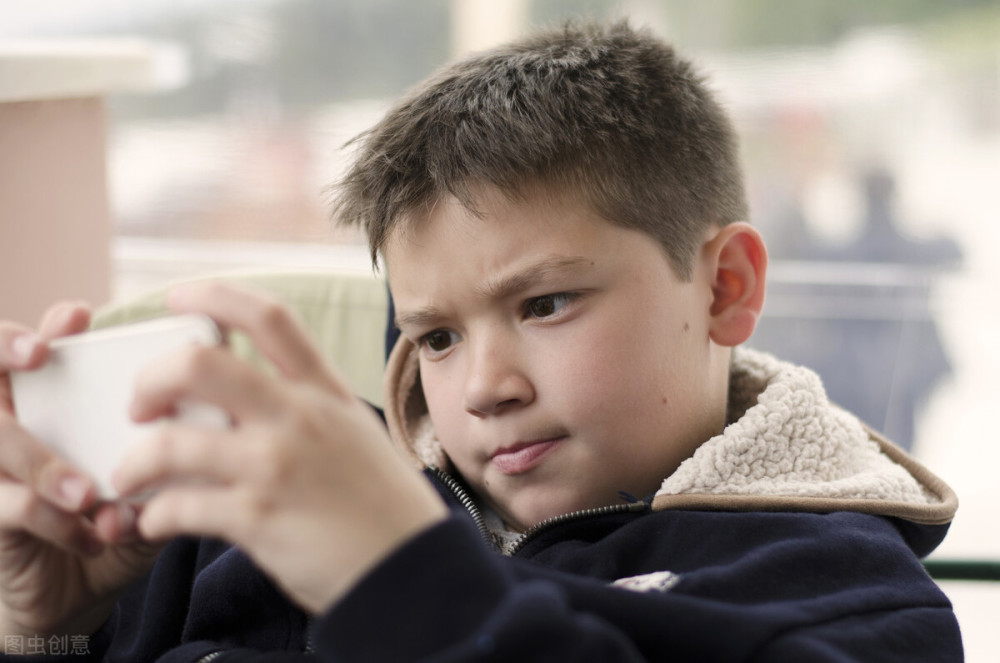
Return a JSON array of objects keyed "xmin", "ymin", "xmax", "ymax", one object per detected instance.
[{"xmin": 1, "ymin": 0, "xmax": 998, "ymax": 657}]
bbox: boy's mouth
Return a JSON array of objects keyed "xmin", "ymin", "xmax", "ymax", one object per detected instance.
[{"xmin": 490, "ymin": 436, "xmax": 566, "ymax": 475}]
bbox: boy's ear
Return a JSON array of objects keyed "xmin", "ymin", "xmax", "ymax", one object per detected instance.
[{"xmin": 702, "ymin": 222, "xmax": 767, "ymax": 347}]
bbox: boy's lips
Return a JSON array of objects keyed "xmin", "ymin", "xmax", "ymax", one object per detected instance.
[{"xmin": 490, "ymin": 436, "xmax": 565, "ymax": 475}]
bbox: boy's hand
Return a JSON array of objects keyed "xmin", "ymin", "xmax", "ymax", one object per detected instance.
[
  {"xmin": 0, "ymin": 302, "xmax": 161, "ymax": 640},
  {"xmin": 114, "ymin": 282, "xmax": 448, "ymax": 614}
]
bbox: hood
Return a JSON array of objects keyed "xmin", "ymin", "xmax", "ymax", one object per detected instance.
[{"xmin": 384, "ymin": 340, "xmax": 957, "ymax": 527}]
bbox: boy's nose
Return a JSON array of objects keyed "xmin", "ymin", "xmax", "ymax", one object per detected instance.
[{"xmin": 463, "ymin": 338, "xmax": 535, "ymax": 418}]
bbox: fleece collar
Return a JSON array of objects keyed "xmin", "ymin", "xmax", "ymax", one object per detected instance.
[
  {"xmin": 383, "ymin": 341, "xmax": 957, "ymax": 526},
  {"xmin": 652, "ymin": 348, "xmax": 957, "ymax": 525}
]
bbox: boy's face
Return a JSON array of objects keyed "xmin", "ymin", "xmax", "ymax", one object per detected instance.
[{"xmin": 385, "ymin": 190, "xmax": 728, "ymax": 532}]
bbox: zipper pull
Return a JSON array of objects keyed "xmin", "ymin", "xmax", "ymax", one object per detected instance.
[{"xmin": 617, "ymin": 491, "xmax": 641, "ymax": 504}]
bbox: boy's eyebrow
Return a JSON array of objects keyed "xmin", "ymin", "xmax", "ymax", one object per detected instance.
[
  {"xmin": 394, "ymin": 255, "xmax": 592, "ymax": 330},
  {"xmin": 475, "ymin": 255, "xmax": 592, "ymax": 301},
  {"xmin": 395, "ymin": 306, "xmax": 445, "ymax": 331}
]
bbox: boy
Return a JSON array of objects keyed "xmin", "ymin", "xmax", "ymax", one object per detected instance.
[{"xmin": 0, "ymin": 20, "xmax": 961, "ymax": 662}]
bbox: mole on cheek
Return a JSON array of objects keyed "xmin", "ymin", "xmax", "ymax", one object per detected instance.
[{"xmin": 683, "ymin": 322, "xmax": 690, "ymax": 332}]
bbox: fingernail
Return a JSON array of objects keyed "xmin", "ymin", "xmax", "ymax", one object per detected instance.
[
  {"xmin": 59, "ymin": 476, "xmax": 90, "ymax": 510},
  {"xmin": 11, "ymin": 334, "xmax": 40, "ymax": 364}
]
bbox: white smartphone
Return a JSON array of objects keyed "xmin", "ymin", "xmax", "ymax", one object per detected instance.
[{"xmin": 11, "ymin": 314, "xmax": 229, "ymax": 499}]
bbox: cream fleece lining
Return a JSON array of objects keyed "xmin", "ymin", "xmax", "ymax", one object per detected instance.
[
  {"xmin": 383, "ymin": 340, "xmax": 957, "ymax": 526},
  {"xmin": 653, "ymin": 348, "xmax": 957, "ymax": 524}
]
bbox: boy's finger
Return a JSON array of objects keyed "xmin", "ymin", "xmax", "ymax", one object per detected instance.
[
  {"xmin": 166, "ymin": 282, "xmax": 350, "ymax": 396},
  {"xmin": 0, "ymin": 324, "xmax": 46, "ymax": 371},
  {"xmin": 113, "ymin": 425, "xmax": 245, "ymax": 498},
  {"xmin": 36, "ymin": 300, "xmax": 92, "ymax": 341},
  {"xmin": 90, "ymin": 501, "xmax": 142, "ymax": 545},
  {"xmin": 0, "ymin": 413, "xmax": 97, "ymax": 512},
  {"xmin": 133, "ymin": 483, "xmax": 244, "ymax": 543},
  {"xmin": 0, "ymin": 304, "xmax": 89, "ymax": 413},
  {"xmin": 130, "ymin": 344, "xmax": 282, "ymax": 424},
  {"xmin": 0, "ymin": 483, "xmax": 104, "ymax": 556}
]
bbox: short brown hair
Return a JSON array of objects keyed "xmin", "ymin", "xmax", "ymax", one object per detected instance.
[{"xmin": 331, "ymin": 20, "xmax": 747, "ymax": 279}]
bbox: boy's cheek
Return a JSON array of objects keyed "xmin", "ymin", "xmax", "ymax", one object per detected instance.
[
  {"xmin": 421, "ymin": 379, "xmax": 465, "ymax": 443},
  {"xmin": 545, "ymin": 333, "xmax": 639, "ymax": 406}
]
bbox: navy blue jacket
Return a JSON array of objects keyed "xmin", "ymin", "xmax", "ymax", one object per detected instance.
[
  {"xmin": 4, "ymin": 344, "xmax": 963, "ymax": 661},
  {"xmin": 2, "ymin": 466, "xmax": 960, "ymax": 662}
]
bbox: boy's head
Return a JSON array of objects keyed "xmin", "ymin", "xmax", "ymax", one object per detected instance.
[
  {"xmin": 334, "ymin": 21, "xmax": 767, "ymax": 531},
  {"xmin": 333, "ymin": 20, "xmax": 748, "ymax": 280}
]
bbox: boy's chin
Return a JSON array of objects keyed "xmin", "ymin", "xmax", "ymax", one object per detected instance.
[{"xmin": 493, "ymin": 501, "xmax": 552, "ymax": 534}]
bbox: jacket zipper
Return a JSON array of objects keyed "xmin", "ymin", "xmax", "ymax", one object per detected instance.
[
  {"xmin": 430, "ymin": 467, "xmax": 649, "ymax": 557},
  {"xmin": 508, "ymin": 500, "xmax": 648, "ymax": 556},
  {"xmin": 304, "ymin": 618, "xmax": 315, "ymax": 653},
  {"xmin": 192, "ymin": 618, "xmax": 316, "ymax": 661},
  {"xmin": 430, "ymin": 467, "xmax": 493, "ymax": 545}
]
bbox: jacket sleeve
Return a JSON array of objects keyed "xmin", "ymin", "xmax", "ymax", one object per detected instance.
[
  {"xmin": 752, "ymin": 607, "xmax": 962, "ymax": 662},
  {"xmin": 311, "ymin": 516, "xmax": 649, "ymax": 662},
  {"xmin": 310, "ymin": 513, "xmax": 963, "ymax": 662},
  {"xmin": 0, "ymin": 537, "xmax": 318, "ymax": 663}
]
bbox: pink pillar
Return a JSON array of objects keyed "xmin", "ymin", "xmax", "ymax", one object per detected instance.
[{"xmin": 0, "ymin": 96, "xmax": 112, "ymax": 326}]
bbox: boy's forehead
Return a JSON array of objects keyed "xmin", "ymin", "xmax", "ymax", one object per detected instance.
[
  {"xmin": 381, "ymin": 188, "xmax": 690, "ymax": 292},
  {"xmin": 381, "ymin": 190, "xmax": 683, "ymax": 294},
  {"xmin": 383, "ymin": 185, "xmax": 611, "ymax": 254}
]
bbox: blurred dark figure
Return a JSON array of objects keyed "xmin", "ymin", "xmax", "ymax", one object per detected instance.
[
  {"xmin": 846, "ymin": 168, "xmax": 962, "ymax": 265},
  {"xmin": 750, "ymin": 166, "xmax": 962, "ymax": 451}
]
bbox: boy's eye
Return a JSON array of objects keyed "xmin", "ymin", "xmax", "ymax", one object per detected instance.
[
  {"xmin": 420, "ymin": 330, "xmax": 458, "ymax": 353},
  {"xmin": 524, "ymin": 293, "xmax": 575, "ymax": 319}
]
